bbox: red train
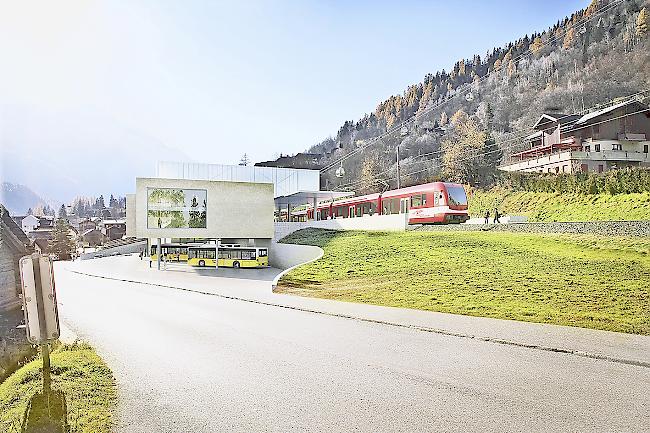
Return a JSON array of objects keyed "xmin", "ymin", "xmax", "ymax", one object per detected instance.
[{"xmin": 307, "ymin": 182, "xmax": 469, "ymax": 224}]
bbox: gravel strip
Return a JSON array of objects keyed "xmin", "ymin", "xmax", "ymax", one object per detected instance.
[{"xmin": 410, "ymin": 220, "xmax": 650, "ymax": 237}]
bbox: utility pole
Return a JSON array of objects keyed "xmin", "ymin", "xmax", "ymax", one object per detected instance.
[
  {"xmin": 397, "ymin": 126, "xmax": 409, "ymax": 189},
  {"xmin": 396, "ymin": 145, "xmax": 401, "ymax": 189}
]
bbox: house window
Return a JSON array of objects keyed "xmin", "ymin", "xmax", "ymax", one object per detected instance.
[
  {"xmin": 644, "ymin": 145, "xmax": 648, "ymax": 154},
  {"xmin": 555, "ymin": 167, "xmax": 560, "ymax": 173},
  {"xmin": 612, "ymin": 143, "xmax": 622, "ymax": 151},
  {"xmin": 584, "ymin": 145, "xmax": 590, "ymax": 152},
  {"xmin": 562, "ymin": 165, "xmax": 568, "ymax": 173},
  {"xmin": 581, "ymin": 164, "xmax": 588, "ymax": 173},
  {"xmin": 595, "ymin": 144, "xmax": 601, "ymax": 152},
  {"xmin": 598, "ymin": 164, "xmax": 604, "ymax": 173}
]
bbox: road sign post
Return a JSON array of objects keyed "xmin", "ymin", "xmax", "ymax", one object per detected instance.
[{"xmin": 19, "ymin": 254, "xmax": 61, "ymax": 397}]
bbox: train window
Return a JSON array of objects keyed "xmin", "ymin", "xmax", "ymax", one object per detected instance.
[
  {"xmin": 369, "ymin": 202, "xmax": 376, "ymax": 215},
  {"xmin": 433, "ymin": 192, "xmax": 440, "ymax": 206},
  {"xmin": 382, "ymin": 202, "xmax": 390, "ymax": 215},
  {"xmin": 411, "ymin": 195, "xmax": 421, "ymax": 207},
  {"xmin": 446, "ymin": 186, "xmax": 468, "ymax": 206},
  {"xmin": 422, "ymin": 194, "xmax": 427, "ymax": 206}
]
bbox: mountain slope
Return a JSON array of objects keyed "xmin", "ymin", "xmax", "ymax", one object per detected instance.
[
  {"xmin": 0, "ymin": 182, "xmax": 47, "ymax": 215},
  {"xmin": 311, "ymin": 0, "xmax": 650, "ymax": 192}
]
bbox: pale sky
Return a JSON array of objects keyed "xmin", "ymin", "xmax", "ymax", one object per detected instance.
[{"xmin": 1, "ymin": 0, "xmax": 586, "ymax": 169}]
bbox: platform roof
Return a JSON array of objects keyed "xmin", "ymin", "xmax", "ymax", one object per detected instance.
[{"xmin": 274, "ymin": 190, "xmax": 353, "ymax": 208}]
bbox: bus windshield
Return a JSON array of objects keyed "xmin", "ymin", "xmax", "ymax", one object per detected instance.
[{"xmin": 446, "ymin": 185, "xmax": 467, "ymax": 206}]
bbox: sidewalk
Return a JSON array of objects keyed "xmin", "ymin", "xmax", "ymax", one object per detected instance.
[{"xmin": 62, "ymin": 256, "xmax": 650, "ymax": 368}]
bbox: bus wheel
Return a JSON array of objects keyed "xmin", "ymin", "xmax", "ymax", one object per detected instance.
[
  {"xmin": 199, "ymin": 260, "xmax": 205, "ymax": 267},
  {"xmin": 233, "ymin": 261, "xmax": 240, "ymax": 269}
]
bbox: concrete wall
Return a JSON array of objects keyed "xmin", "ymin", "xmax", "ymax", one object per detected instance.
[
  {"xmin": 269, "ymin": 242, "xmax": 323, "ymax": 271},
  {"xmin": 134, "ymin": 177, "xmax": 274, "ymax": 240},
  {"xmin": 125, "ymin": 194, "xmax": 136, "ymax": 237},
  {"xmin": 80, "ymin": 239, "xmax": 147, "ymax": 260},
  {"xmin": 274, "ymin": 213, "xmax": 408, "ymax": 241}
]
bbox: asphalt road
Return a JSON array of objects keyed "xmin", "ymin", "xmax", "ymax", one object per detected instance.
[{"xmin": 55, "ymin": 263, "xmax": 650, "ymax": 433}]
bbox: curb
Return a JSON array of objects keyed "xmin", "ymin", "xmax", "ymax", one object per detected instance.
[
  {"xmin": 64, "ymin": 267, "xmax": 650, "ymax": 369},
  {"xmin": 271, "ymin": 246, "xmax": 324, "ymax": 289}
]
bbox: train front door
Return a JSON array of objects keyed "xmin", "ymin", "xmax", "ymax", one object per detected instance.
[
  {"xmin": 348, "ymin": 206, "xmax": 354, "ymax": 218},
  {"xmin": 399, "ymin": 198, "xmax": 409, "ymax": 214}
]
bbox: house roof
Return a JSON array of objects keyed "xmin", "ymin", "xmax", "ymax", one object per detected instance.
[
  {"xmin": 574, "ymin": 99, "xmax": 648, "ymax": 126},
  {"xmin": 33, "ymin": 238, "xmax": 49, "ymax": 251},
  {"xmin": 1, "ymin": 205, "xmax": 30, "ymax": 252},
  {"xmin": 81, "ymin": 228, "xmax": 101, "ymax": 237},
  {"xmin": 532, "ymin": 113, "xmax": 580, "ymax": 130}
]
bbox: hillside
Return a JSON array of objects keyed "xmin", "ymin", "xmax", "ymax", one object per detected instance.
[
  {"xmin": 468, "ymin": 189, "xmax": 650, "ymax": 221},
  {"xmin": 0, "ymin": 182, "xmax": 47, "ymax": 216},
  {"xmin": 307, "ymin": 0, "xmax": 650, "ymax": 193}
]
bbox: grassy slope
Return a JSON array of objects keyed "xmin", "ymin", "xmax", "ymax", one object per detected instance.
[
  {"xmin": 277, "ymin": 229, "xmax": 650, "ymax": 334},
  {"xmin": 467, "ymin": 190, "xmax": 650, "ymax": 222},
  {"xmin": 0, "ymin": 343, "xmax": 116, "ymax": 433}
]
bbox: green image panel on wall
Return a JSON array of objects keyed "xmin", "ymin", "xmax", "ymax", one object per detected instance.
[{"xmin": 147, "ymin": 188, "xmax": 207, "ymax": 229}]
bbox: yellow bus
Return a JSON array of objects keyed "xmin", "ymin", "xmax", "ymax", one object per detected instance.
[
  {"xmin": 187, "ymin": 245, "xmax": 269, "ymax": 268},
  {"xmin": 150, "ymin": 243, "xmax": 200, "ymax": 262}
]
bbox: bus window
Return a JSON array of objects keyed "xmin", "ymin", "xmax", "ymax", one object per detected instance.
[
  {"xmin": 241, "ymin": 250, "xmax": 256, "ymax": 260},
  {"xmin": 258, "ymin": 249, "xmax": 268, "ymax": 257}
]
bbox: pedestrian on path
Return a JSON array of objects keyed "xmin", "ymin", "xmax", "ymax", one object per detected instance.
[
  {"xmin": 493, "ymin": 208, "xmax": 500, "ymax": 224},
  {"xmin": 484, "ymin": 210, "xmax": 490, "ymax": 224}
]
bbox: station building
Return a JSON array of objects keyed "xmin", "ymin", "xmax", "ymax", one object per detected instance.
[{"xmin": 125, "ymin": 162, "xmax": 347, "ymax": 264}]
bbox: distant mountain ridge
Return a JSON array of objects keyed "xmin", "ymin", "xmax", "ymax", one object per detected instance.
[{"xmin": 0, "ymin": 182, "xmax": 47, "ymax": 216}]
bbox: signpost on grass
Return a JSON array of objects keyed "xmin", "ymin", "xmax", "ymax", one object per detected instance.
[{"xmin": 19, "ymin": 253, "xmax": 61, "ymax": 395}]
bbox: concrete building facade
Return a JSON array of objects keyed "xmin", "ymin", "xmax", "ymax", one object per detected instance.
[{"xmin": 126, "ymin": 177, "xmax": 274, "ymax": 248}]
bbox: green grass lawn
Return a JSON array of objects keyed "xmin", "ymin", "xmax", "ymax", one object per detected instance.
[
  {"xmin": 0, "ymin": 343, "xmax": 116, "ymax": 433},
  {"xmin": 277, "ymin": 228, "xmax": 650, "ymax": 334},
  {"xmin": 468, "ymin": 190, "xmax": 650, "ymax": 221}
]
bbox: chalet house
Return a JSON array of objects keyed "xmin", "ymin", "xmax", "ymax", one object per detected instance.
[
  {"xmin": 499, "ymin": 99, "xmax": 650, "ymax": 174},
  {"xmin": 12, "ymin": 214, "xmax": 39, "ymax": 234},
  {"xmin": 80, "ymin": 228, "xmax": 102, "ymax": 247},
  {"xmin": 0, "ymin": 205, "xmax": 30, "ymax": 311},
  {"xmin": 78, "ymin": 218, "xmax": 98, "ymax": 233},
  {"xmin": 100, "ymin": 219, "xmax": 126, "ymax": 241},
  {"xmin": 255, "ymin": 153, "xmax": 324, "ymax": 170}
]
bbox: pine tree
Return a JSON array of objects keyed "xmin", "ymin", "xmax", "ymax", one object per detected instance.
[
  {"xmin": 563, "ymin": 26, "xmax": 576, "ymax": 49},
  {"xmin": 49, "ymin": 218, "xmax": 76, "ymax": 260},
  {"xmin": 637, "ymin": 7, "xmax": 648, "ymax": 38},
  {"xmin": 27, "ymin": 207, "xmax": 33, "ymax": 215},
  {"xmin": 530, "ymin": 36, "xmax": 544, "ymax": 56},
  {"xmin": 95, "ymin": 195, "xmax": 105, "ymax": 210},
  {"xmin": 58, "ymin": 204, "xmax": 67, "ymax": 219}
]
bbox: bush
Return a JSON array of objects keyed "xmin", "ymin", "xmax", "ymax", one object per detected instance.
[{"xmin": 498, "ymin": 167, "xmax": 650, "ymax": 195}]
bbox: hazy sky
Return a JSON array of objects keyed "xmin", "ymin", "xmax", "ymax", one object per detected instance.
[{"xmin": 1, "ymin": 0, "xmax": 586, "ymax": 166}]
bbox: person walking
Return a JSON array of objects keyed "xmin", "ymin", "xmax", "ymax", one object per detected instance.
[
  {"xmin": 493, "ymin": 208, "xmax": 500, "ymax": 224},
  {"xmin": 484, "ymin": 210, "xmax": 490, "ymax": 224}
]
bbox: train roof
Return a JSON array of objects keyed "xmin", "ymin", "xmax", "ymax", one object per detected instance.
[
  {"xmin": 381, "ymin": 182, "xmax": 451, "ymax": 198},
  {"xmin": 332, "ymin": 192, "xmax": 381, "ymax": 206}
]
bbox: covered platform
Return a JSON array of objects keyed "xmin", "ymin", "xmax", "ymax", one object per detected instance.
[{"xmin": 274, "ymin": 190, "xmax": 353, "ymax": 221}]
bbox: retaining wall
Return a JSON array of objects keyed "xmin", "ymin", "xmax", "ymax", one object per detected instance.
[
  {"xmin": 412, "ymin": 220, "xmax": 650, "ymax": 237},
  {"xmin": 274, "ymin": 213, "xmax": 408, "ymax": 241},
  {"xmin": 80, "ymin": 239, "xmax": 147, "ymax": 260}
]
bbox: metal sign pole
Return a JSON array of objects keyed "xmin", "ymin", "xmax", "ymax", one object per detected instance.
[{"xmin": 31, "ymin": 256, "xmax": 52, "ymax": 398}]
